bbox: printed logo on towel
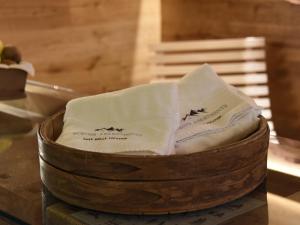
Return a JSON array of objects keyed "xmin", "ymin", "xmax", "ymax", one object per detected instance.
[
  {"xmin": 95, "ymin": 127, "xmax": 124, "ymax": 132},
  {"xmin": 179, "ymin": 104, "xmax": 228, "ymax": 130},
  {"xmin": 182, "ymin": 108, "xmax": 207, "ymax": 121},
  {"xmin": 72, "ymin": 127, "xmax": 142, "ymax": 142}
]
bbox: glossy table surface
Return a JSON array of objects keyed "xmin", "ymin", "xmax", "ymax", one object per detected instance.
[
  {"xmin": 1, "ymin": 82, "xmax": 300, "ymax": 225},
  {"xmin": 0, "ymin": 80, "xmax": 80, "ymax": 225}
]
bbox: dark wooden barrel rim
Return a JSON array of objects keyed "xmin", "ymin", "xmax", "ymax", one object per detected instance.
[
  {"xmin": 40, "ymin": 154, "xmax": 268, "ymax": 214},
  {"xmin": 39, "ymin": 111, "xmax": 269, "ymax": 214},
  {"xmin": 38, "ymin": 110, "xmax": 269, "ymax": 181},
  {"xmin": 39, "ymin": 110, "xmax": 268, "ymax": 158}
]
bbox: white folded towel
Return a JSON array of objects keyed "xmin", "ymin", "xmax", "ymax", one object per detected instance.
[
  {"xmin": 56, "ymin": 83, "xmax": 180, "ymax": 155},
  {"xmin": 175, "ymin": 64, "xmax": 261, "ymax": 154},
  {"xmin": 56, "ymin": 64, "xmax": 261, "ymax": 155}
]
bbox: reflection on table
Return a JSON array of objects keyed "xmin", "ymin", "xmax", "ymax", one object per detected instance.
[{"xmin": 0, "ymin": 80, "xmax": 80, "ymax": 225}]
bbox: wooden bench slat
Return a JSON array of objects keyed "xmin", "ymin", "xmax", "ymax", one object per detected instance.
[
  {"xmin": 151, "ymin": 37, "xmax": 273, "ymax": 131},
  {"xmin": 262, "ymin": 109, "xmax": 272, "ymax": 120},
  {"xmin": 151, "ymin": 78, "xmax": 270, "ymax": 108},
  {"xmin": 268, "ymin": 121, "xmax": 275, "ymax": 131},
  {"xmin": 270, "ymin": 130, "xmax": 277, "ymax": 136},
  {"xmin": 152, "ymin": 50, "xmax": 265, "ymax": 64},
  {"xmin": 152, "ymin": 37, "xmax": 265, "ymax": 52},
  {"xmin": 222, "ymin": 73, "xmax": 267, "ymax": 85},
  {"xmin": 152, "ymin": 73, "xmax": 267, "ymax": 85},
  {"xmin": 152, "ymin": 62, "xmax": 266, "ymax": 76},
  {"xmin": 253, "ymin": 98, "xmax": 271, "ymax": 108},
  {"xmin": 150, "ymin": 78, "xmax": 178, "ymax": 83},
  {"xmin": 238, "ymin": 85, "xmax": 269, "ymax": 97}
]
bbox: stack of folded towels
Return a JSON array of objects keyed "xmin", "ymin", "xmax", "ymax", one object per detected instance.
[{"xmin": 56, "ymin": 64, "xmax": 261, "ymax": 155}]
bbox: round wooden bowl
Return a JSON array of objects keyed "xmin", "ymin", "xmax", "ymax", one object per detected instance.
[{"xmin": 38, "ymin": 111, "xmax": 269, "ymax": 214}]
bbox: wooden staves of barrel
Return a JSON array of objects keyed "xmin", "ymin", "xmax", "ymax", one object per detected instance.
[{"xmin": 38, "ymin": 110, "xmax": 269, "ymax": 214}]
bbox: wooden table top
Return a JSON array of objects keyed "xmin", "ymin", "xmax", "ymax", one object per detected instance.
[
  {"xmin": 0, "ymin": 81, "xmax": 79, "ymax": 225},
  {"xmin": 1, "ymin": 83, "xmax": 300, "ymax": 224}
]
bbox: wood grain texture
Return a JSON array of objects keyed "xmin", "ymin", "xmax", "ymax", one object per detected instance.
[
  {"xmin": 0, "ymin": 135, "xmax": 42, "ymax": 225},
  {"xmin": 38, "ymin": 111, "xmax": 269, "ymax": 214},
  {"xmin": 269, "ymin": 137, "xmax": 300, "ymax": 163},
  {"xmin": 0, "ymin": 214, "xmax": 24, "ymax": 225},
  {"xmin": 0, "ymin": 0, "xmax": 161, "ymax": 94},
  {"xmin": 161, "ymin": 0, "xmax": 300, "ymax": 140},
  {"xmin": 0, "ymin": 112, "xmax": 32, "ymax": 136},
  {"xmin": 38, "ymin": 111, "xmax": 269, "ymax": 181},
  {"xmin": 41, "ymin": 168, "xmax": 300, "ymax": 225},
  {"xmin": 46, "ymin": 203, "xmax": 89, "ymax": 225},
  {"xmin": 43, "ymin": 183, "xmax": 268, "ymax": 225},
  {"xmin": 0, "ymin": 85, "xmax": 77, "ymax": 225},
  {"xmin": 40, "ymin": 156, "xmax": 267, "ymax": 214}
]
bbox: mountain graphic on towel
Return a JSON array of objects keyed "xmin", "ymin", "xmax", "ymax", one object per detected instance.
[
  {"xmin": 182, "ymin": 108, "xmax": 207, "ymax": 121},
  {"xmin": 95, "ymin": 127, "xmax": 124, "ymax": 132}
]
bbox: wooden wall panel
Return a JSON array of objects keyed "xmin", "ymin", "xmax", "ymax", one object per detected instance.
[
  {"xmin": 162, "ymin": 0, "xmax": 300, "ymax": 140},
  {"xmin": 0, "ymin": 0, "xmax": 160, "ymax": 94}
]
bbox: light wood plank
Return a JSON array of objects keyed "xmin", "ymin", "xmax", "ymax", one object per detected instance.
[
  {"xmin": 253, "ymin": 98, "xmax": 271, "ymax": 108},
  {"xmin": 152, "ymin": 62, "xmax": 266, "ymax": 76},
  {"xmin": 1, "ymin": 0, "xmax": 161, "ymax": 94},
  {"xmin": 238, "ymin": 85, "xmax": 269, "ymax": 97},
  {"xmin": 152, "ymin": 50, "xmax": 265, "ymax": 64},
  {"xmin": 152, "ymin": 37, "xmax": 265, "ymax": 52},
  {"xmin": 151, "ymin": 78, "xmax": 270, "ymax": 108},
  {"xmin": 151, "ymin": 73, "xmax": 268, "ymax": 85},
  {"xmin": 261, "ymin": 109, "xmax": 272, "ymax": 120},
  {"xmin": 150, "ymin": 77, "xmax": 178, "ymax": 83},
  {"xmin": 268, "ymin": 121, "xmax": 275, "ymax": 131},
  {"xmin": 222, "ymin": 73, "xmax": 268, "ymax": 85},
  {"xmin": 270, "ymin": 130, "xmax": 277, "ymax": 136}
]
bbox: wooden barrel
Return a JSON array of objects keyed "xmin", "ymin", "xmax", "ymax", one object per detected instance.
[{"xmin": 38, "ymin": 111, "xmax": 269, "ymax": 214}]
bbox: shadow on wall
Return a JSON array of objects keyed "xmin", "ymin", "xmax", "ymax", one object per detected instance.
[
  {"xmin": 0, "ymin": 0, "xmax": 143, "ymax": 94},
  {"xmin": 161, "ymin": 0, "xmax": 300, "ymax": 140}
]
